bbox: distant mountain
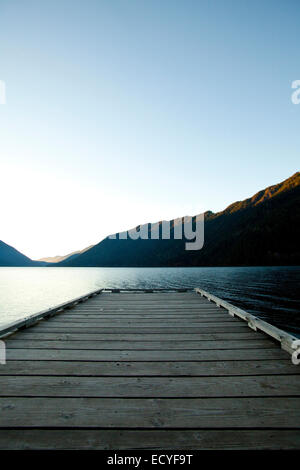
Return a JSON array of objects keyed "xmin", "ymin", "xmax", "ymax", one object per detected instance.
[
  {"xmin": 2, "ymin": 172, "xmax": 299, "ymax": 268},
  {"xmin": 56, "ymin": 172, "xmax": 300, "ymax": 267},
  {"xmin": 0, "ymin": 240, "xmax": 44, "ymax": 267},
  {"xmin": 38, "ymin": 245, "xmax": 94, "ymax": 263}
]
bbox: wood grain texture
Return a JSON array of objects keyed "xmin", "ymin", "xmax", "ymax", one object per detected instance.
[
  {"xmin": 0, "ymin": 290, "xmax": 298, "ymax": 450},
  {"xmin": 6, "ymin": 339, "xmax": 276, "ymax": 350},
  {"xmin": 0, "ymin": 429, "xmax": 299, "ymax": 450},
  {"xmin": 1, "ymin": 375, "xmax": 299, "ymax": 397},
  {"xmin": 1, "ymin": 359, "xmax": 298, "ymax": 376},
  {"xmin": 26, "ymin": 325, "xmax": 251, "ymax": 333},
  {"xmin": 0, "ymin": 397, "xmax": 299, "ymax": 428},
  {"xmin": 6, "ymin": 347, "xmax": 287, "ymax": 361},
  {"xmin": 11, "ymin": 331, "xmax": 266, "ymax": 341}
]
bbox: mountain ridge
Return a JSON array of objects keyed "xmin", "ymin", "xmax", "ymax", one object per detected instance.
[
  {"xmin": 38, "ymin": 245, "xmax": 94, "ymax": 263},
  {"xmin": 1, "ymin": 171, "xmax": 299, "ymax": 267},
  {"xmin": 0, "ymin": 240, "xmax": 45, "ymax": 267},
  {"xmin": 56, "ymin": 171, "xmax": 300, "ymax": 267}
]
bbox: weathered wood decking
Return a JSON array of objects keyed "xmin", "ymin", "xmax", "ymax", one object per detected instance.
[{"xmin": 0, "ymin": 289, "xmax": 299, "ymax": 449}]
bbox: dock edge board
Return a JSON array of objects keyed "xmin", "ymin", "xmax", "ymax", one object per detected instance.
[
  {"xmin": 195, "ymin": 287, "xmax": 300, "ymax": 363},
  {"xmin": 0, "ymin": 288, "xmax": 103, "ymax": 339}
]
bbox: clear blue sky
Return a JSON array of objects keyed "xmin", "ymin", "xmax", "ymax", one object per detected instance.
[{"xmin": 0, "ymin": 0, "xmax": 299, "ymax": 258}]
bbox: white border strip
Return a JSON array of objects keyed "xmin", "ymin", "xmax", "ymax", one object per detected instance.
[{"xmin": 195, "ymin": 287, "xmax": 299, "ymax": 358}]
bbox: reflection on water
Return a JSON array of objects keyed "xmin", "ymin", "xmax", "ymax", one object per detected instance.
[{"xmin": 0, "ymin": 266, "xmax": 299, "ymax": 336}]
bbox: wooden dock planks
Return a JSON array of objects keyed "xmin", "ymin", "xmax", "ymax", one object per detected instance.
[{"xmin": 0, "ymin": 290, "xmax": 299, "ymax": 450}]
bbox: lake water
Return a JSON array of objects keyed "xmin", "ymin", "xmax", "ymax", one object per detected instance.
[{"xmin": 0, "ymin": 266, "xmax": 299, "ymax": 336}]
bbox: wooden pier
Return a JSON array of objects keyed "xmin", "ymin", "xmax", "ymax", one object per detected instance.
[{"xmin": 0, "ymin": 288, "xmax": 299, "ymax": 449}]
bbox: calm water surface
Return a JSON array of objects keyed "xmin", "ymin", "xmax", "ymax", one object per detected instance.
[{"xmin": 0, "ymin": 266, "xmax": 299, "ymax": 336}]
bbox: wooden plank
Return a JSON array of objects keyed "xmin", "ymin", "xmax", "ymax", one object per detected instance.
[
  {"xmin": 63, "ymin": 305, "xmax": 223, "ymax": 308},
  {"xmin": 1, "ymin": 359, "xmax": 299, "ymax": 377},
  {"xmin": 91, "ymin": 294, "xmax": 201, "ymax": 297},
  {"xmin": 57, "ymin": 314, "xmax": 228, "ymax": 319},
  {"xmin": 83, "ymin": 300, "xmax": 211, "ymax": 303},
  {"xmin": 71, "ymin": 307, "xmax": 224, "ymax": 311},
  {"xmin": 88, "ymin": 300, "xmax": 203, "ymax": 303},
  {"xmin": 95, "ymin": 293, "xmax": 198, "ymax": 297},
  {"xmin": 81, "ymin": 307, "xmax": 217, "ymax": 310},
  {"xmin": 1, "ymin": 429, "xmax": 299, "ymax": 449},
  {"xmin": 75, "ymin": 309, "xmax": 222, "ymax": 312},
  {"xmin": 45, "ymin": 313, "xmax": 237, "ymax": 322},
  {"xmin": 10, "ymin": 331, "xmax": 266, "ymax": 341},
  {"xmin": 74, "ymin": 303, "xmax": 221, "ymax": 306},
  {"xmin": 71, "ymin": 307, "xmax": 222, "ymax": 312},
  {"xmin": 96, "ymin": 302, "xmax": 207, "ymax": 305},
  {"xmin": 53, "ymin": 316, "xmax": 232, "ymax": 322},
  {"xmin": 25, "ymin": 325, "xmax": 253, "ymax": 333},
  {"xmin": 77, "ymin": 299, "xmax": 218, "ymax": 303},
  {"xmin": 5, "ymin": 339, "xmax": 276, "ymax": 350},
  {"xmin": 40, "ymin": 320, "xmax": 238, "ymax": 326},
  {"xmin": 66, "ymin": 306, "xmax": 226, "ymax": 309},
  {"xmin": 77, "ymin": 300, "xmax": 217, "ymax": 303},
  {"xmin": 6, "ymin": 348, "xmax": 287, "ymax": 361},
  {"xmin": 1, "ymin": 375, "xmax": 299, "ymax": 397},
  {"xmin": 0, "ymin": 397, "xmax": 299, "ymax": 427}
]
